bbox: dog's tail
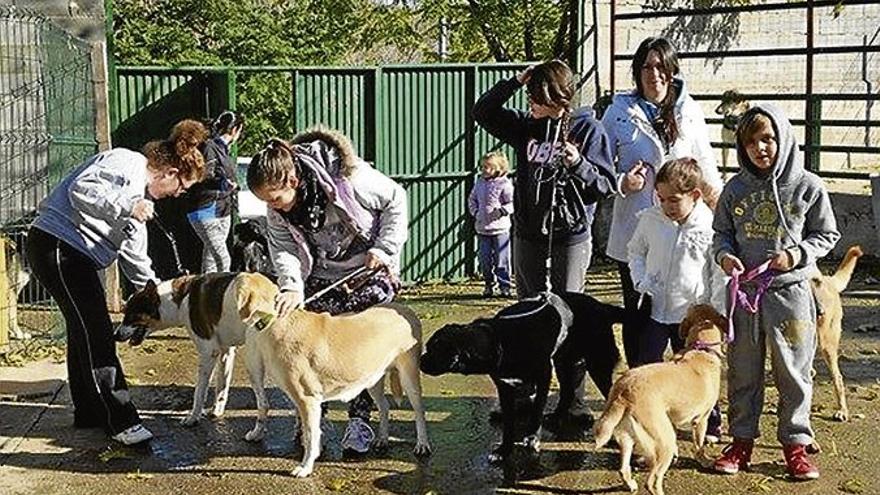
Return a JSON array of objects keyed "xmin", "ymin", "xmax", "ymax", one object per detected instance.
[
  {"xmin": 388, "ymin": 368, "xmax": 404, "ymax": 407},
  {"xmin": 827, "ymin": 245, "xmax": 863, "ymax": 293},
  {"xmin": 594, "ymin": 394, "xmax": 627, "ymax": 450}
]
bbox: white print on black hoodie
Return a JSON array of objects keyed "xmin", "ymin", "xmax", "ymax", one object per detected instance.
[{"xmin": 473, "ymin": 77, "xmax": 618, "ymax": 245}]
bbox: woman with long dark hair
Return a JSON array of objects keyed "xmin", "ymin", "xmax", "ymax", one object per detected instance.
[{"xmin": 603, "ymin": 37, "xmax": 723, "ymax": 365}]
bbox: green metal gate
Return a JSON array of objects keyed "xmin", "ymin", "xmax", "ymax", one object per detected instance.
[{"xmin": 112, "ymin": 63, "xmax": 530, "ymax": 283}]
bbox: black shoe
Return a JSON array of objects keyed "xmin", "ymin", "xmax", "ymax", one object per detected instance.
[{"xmin": 543, "ymin": 409, "xmax": 595, "ymax": 430}]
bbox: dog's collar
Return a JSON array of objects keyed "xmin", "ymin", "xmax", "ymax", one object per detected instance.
[{"xmin": 688, "ymin": 340, "xmax": 724, "ymax": 358}]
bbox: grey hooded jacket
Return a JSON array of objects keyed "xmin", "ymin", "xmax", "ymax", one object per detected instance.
[
  {"xmin": 32, "ymin": 148, "xmax": 157, "ymax": 288},
  {"xmin": 712, "ymin": 103, "xmax": 839, "ymax": 287}
]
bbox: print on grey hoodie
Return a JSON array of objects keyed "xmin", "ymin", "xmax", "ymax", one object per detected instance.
[{"xmin": 712, "ymin": 104, "xmax": 839, "ymax": 286}]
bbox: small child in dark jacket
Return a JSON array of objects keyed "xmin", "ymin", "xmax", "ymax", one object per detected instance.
[{"xmin": 468, "ymin": 151, "xmax": 514, "ymax": 297}]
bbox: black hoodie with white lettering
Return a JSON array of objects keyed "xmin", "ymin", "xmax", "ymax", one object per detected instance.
[{"xmin": 473, "ymin": 77, "xmax": 617, "ymax": 245}]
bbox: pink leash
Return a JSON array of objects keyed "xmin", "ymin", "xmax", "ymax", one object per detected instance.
[{"xmin": 726, "ymin": 260, "xmax": 776, "ymax": 343}]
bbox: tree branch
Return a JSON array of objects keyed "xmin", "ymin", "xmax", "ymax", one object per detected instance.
[{"xmin": 467, "ymin": 0, "xmax": 510, "ymax": 61}]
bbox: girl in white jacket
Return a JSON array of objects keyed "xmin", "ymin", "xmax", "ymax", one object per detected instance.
[
  {"xmin": 627, "ymin": 157, "xmax": 726, "ymax": 439},
  {"xmin": 603, "ymin": 36, "xmax": 723, "ymax": 367}
]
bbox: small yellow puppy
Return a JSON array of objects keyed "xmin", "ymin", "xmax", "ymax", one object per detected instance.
[{"xmin": 594, "ymin": 304, "xmax": 726, "ymax": 495}]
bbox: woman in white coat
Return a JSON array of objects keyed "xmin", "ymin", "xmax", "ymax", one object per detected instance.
[{"xmin": 602, "ymin": 36, "xmax": 723, "ymax": 367}]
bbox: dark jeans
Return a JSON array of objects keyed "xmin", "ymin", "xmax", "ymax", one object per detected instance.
[
  {"xmin": 617, "ymin": 261, "xmax": 641, "ymax": 368},
  {"xmin": 512, "ymin": 236, "xmax": 592, "ymax": 299},
  {"xmin": 305, "ymin": 271, "xmax": 400, "ymax": 422},
  {"xmin": 634, "ymin": 319, "xmax": 685, "ymax": 367},
  {"xmin": 26, "ymin": 227, "xmax": 141, "ymax": 435},
  {"xmin": 477, "ymin": 233, "xmax": 511, "ymax": 292}
]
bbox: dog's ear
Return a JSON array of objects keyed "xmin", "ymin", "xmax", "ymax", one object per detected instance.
[
  {"xmin": 679, "ymin": 309, "xmax": 696, "ymax": 340},
  {"xmin": 171, "ymin": 275, "xmax": 196, "ymax": 306}
]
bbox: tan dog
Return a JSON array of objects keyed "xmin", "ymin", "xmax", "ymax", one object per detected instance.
[
  {"xmin": 245, "ymin": 298, "xmax": 432, "ymax": 476},
  {"xmin": 119, "ymin": 272, "xmax": 431, "ymax": 477},
  {"xmin": 811, "ymin": 245, "xmax": 862, "ymax": 422},
  {"xmin": 594, "ymin": 304, "xmax": 727, "ymax": 495},
  {"xmin": 3, "ymin": 235, "xmax": 32, "ymax": 340},
  {"xmin": 715, "ymin": 89, "xmax": 751, "ymax": 170}
]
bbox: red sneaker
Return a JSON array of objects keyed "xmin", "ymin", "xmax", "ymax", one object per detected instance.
[
  {"xmin": 783, "ymin": 444, "xmax": 820, "ymax": 480},
  {"xmin": 713, "ymin": 438, "xmax": 753, "ymax": 474}
]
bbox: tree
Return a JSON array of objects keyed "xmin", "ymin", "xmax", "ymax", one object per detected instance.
[{"xmin": 111, "ymin": 0, "xmax": 575, "ymax": 152}]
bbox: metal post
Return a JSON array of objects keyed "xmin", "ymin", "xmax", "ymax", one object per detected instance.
[
  {"xmin": 610, "ymin": 0, "xmax": 616, "ymax": 94},
  {"xmin": 804, "ymin": 0, "xmax": 815, "ymax": 171}
]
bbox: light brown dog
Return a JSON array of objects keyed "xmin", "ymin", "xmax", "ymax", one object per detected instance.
[
  {"xmin": 119, "ymin": 272, "xmax": 431, "ymax": 477},
  {"xmin": 811, "ymin": 245, "xmax": 862, "ymax": 422},
  {"xmin": 594, "ymin": 304, "xmax": 727, "ymax": 495},
  {"xmin": 245, "ymin": 293, "xmax": 432, "ymax": 477}
]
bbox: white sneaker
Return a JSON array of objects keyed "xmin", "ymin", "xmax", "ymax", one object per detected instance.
[
  {"xmin": 112, "ymin": 424, "xmax": 153, "ymax": 445},
  {"xmin": 341, "ymin": 418, "xmax": 374, "ymax": 454}
]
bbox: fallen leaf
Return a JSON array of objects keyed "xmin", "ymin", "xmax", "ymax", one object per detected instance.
[
  {"xmin": 125, "ymin": 469, "xmax": 153, "ymax": 480},
  {"xmin": 326, "ymin": 478, "xmax": 349, "ymax": 491},
  {"xmin": 840, "ymin": 478, "xmax": 865, "ymax": 494},
  {"xmin": 98, "ymin": 448, "xmax": 132, "ymax": 462}
]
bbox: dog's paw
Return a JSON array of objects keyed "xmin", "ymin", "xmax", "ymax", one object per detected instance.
[
  {"xmin": 832, "ymin": 409, "xmax": 850, "ymax": 422},
  {"xmin": 621, "ymin": 474, "xmax": 638, "ymax": 492},
  {"xmin": 245, "ymin": 425, "xmax": 266, "ymax": 442},
  {"xmin": 180, "ymin": 414, "xmax": 202, "ymax": 427},
  {"xmin": 291, "ymin": 464, "xmax": 313, "ymax": 478},
  {"xmin": 413, "ymin": 441, "xmax": 432, "ymax": 458},
  {"xmin": 488, "ymin": 444, "xmax": 512, "ymax": 465}
]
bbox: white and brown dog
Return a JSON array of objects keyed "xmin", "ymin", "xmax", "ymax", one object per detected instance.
[
  {"xmin": 118, "ymin": 272, "xmax": 431, "ymax": 477},
  {"xmin": 594, "ymin": 304, "xmax": 727, "ymax": 495},
  {"xmin": 715, "ymin": 89, "xmax": 751, "ymax": 170}
]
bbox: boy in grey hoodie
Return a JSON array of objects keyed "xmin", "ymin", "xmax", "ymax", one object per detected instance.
[{"xmin": 712, "ymin": 104, "xmax": 839, "ymax": 480}]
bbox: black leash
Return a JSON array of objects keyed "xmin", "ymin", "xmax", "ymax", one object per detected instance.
[
  {"xmin": 149, "ymin": 215, "xmax": 187, "ymax": 276},
  {"xmin": 298, "ymin": 265, "xmax": 381, "ymax": 308}
]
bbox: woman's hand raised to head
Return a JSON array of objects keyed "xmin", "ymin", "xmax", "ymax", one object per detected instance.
[
  {"xmin": 621, "ymin": 161, "xmax": 649, "ymax": 194},
  {"xmin": 517, "ymin": 66, "xmax": 535, "ymax": 85}
]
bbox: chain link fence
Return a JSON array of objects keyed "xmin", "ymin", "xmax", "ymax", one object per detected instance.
[{"xmin": 1, "ymin": 5, "xmax": 97, "ymax": 351}]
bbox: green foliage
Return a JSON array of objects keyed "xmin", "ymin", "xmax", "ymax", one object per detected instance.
[{"xmin": 111, "ymin": 0, "xmax": 574, "ymax": 152}]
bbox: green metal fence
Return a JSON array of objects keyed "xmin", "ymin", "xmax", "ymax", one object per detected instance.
[
  {"xmin": 0, "ymin": 6, "xmax": 97, "ymax": 301},
  {"xmin": 112, "ymin": 64, "xmax": 531, "ymax": 283}
]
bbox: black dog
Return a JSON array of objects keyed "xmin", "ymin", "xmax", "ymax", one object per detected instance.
[
  {"xmin": 420, "ymin": 291, "xmax": 624, "ymax": 462},
  {"xmin": 230, "ymin": 217, "xmax": 276, "ymax": 281}
]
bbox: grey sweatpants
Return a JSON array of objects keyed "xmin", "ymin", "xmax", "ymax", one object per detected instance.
[
  {"xmin": 189, "ymin": 216, "xmax": 232, "ymax": 273},
  {"xmin": 727, "ymin": 279, "xmax": 817, "ymax": 446}
]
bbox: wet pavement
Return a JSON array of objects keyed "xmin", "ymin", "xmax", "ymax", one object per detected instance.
[{"xmin": 2, "ymin": 268, "xmax": 879, "ymax": 494}]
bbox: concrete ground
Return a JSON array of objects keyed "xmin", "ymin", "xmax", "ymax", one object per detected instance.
[{"xmin": 1, "ymin": 265, "xmax": 879, "ymax": 495}]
